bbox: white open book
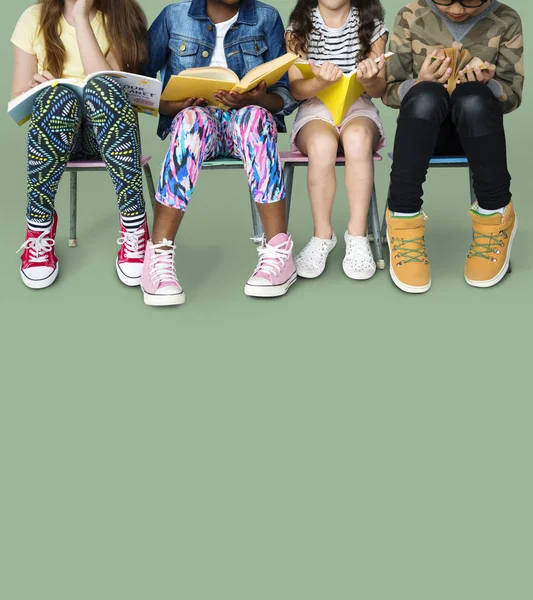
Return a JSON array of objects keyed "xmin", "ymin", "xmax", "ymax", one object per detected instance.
[{"xmin": 8, "ymin": 71, "xmax": 162, "ymax": 126}]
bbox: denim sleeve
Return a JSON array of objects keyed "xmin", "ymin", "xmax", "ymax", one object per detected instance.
[
  {"xmin": 264, "ymin": 11, "xmax": 297, "ymax": 117},
  {"xmin": 146, "ymin": 7, "xmax": 170, "ymax": 78}
]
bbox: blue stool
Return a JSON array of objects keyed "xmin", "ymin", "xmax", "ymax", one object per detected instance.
[{"xmin": 381, "ymin": 153, "xmax": 474, "ymax": 238}]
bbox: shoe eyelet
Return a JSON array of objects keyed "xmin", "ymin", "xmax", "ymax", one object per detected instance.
[
  {"xmin": 495, "ymin": 249, "xmax": 501, "ymax": 255},
  {"xmin": 397, "ymin": 261, "xmax": 403, "ymax": 267},
  {"xmin": 491, "ymin": 258, "xmax": 497, "ymax": 263}
]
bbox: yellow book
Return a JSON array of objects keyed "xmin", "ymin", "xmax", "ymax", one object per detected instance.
[
  {"xmin": 161, "ymin": 52, "xmax": 298, "ymax": 106},
  {"xmin": 295, "ymin": 52, "xmax": 394, "ymax": 126},
  {"xmin": 434, "ymin": 48, "xmax": 487, "ymax": 95}
]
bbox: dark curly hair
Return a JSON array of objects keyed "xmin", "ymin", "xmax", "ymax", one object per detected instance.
[{"xmin": 288, "ymin": 0, "xmax": 385, "ymax": 62}]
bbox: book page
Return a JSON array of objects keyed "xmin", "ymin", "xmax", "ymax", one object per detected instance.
[
  {"xmin": 85, "ymin": 71, "xmax": 162, "ymax": 116},
  {"xmin": 179, "ymin": 67, "xmax": 238, "ymax": 83},
  {"xmin": 8, "ymin": 79, "xmax": 84, "ymax": 126},
  {"xmin": 237, "ymin": 53, "xmax": 298, "ymax": 93}
]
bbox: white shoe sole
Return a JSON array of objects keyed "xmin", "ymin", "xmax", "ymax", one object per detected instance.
[
  {"xmin": 465, "ymin": 216, "xmax": 517, "ymax": 288},
  {"xmin": 387, "ymin": 233, "xmax": 431, "ymax": 294},
  {"xmin": 244, "ymin": 271, "xmax": 298, "ymax": 298},
  {"xmin": 20, "ymin": 263, "xmax": 59, "ymax": 289},
  {"xmin": 295, "ymin": 238, "xmax": 337, "ymax": 279},
  {"xmin": 116, "ymin": 259, "xmax": 142, "ymax": 287},
  {"xmin": 142, "ymin": 286, "xmax": 186, "ymax": 306},
  {"xmin": 342, "ymin": 261, "xmax": 376, "ymax": 281}
]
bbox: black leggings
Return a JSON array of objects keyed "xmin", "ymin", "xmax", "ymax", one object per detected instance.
[{"xmin": 389, "ymin": 81, "xmax": 511, "ymax": 213}]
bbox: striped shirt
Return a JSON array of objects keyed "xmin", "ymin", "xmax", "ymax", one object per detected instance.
[{"xmin": 291, "ymin": 7, "xmax": 388, "ymax": 74}]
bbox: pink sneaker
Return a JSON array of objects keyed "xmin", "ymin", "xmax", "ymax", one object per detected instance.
[
  {"xmin": 141, "ymin": 239, "xmax": 185, "ymax": 306},
  {"xmin": 17, "ymin": 212, "xmax": 59, "ymax": 289},
  {"xmin": 245, "ymin": 233, "xmax": 297, "ymax": 298},
  {"xmin": 116, "ymin": 219, "xmax": 149, "ymax": 286}
]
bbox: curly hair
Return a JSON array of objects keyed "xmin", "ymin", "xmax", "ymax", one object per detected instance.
[{"xmin": 288, "ymin": 0, "xmax": 385, "ymax": 61}]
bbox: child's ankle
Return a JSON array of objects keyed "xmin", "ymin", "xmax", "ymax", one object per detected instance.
[
  {"xmin": 313, "ymin": 226, "xmax": 334, "ymax": 240},
  {"xmin": 347, "ymin": 222, "xmax": 367, "ymax": 237}
]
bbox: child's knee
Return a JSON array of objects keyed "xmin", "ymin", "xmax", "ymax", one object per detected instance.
[
  {"xmin": 235, "ymin": 106, "xmax": 277, "ymax": 136},
  {"xmin": 401, "ymin": 81, "xmax": 450, "ymax": 121},
  {"xmin": 85, "ymin": 75, "xmax": 124, "ymax": 98},
  {"xmin": 172, "ymin": 106, "xmax": 214, "ymax": 138},
  {"xmin": 342, "ymin": 122, "xmax": 375, "ymax": 154},
  {"xmin": 451, "ymin": 82, "xmax": 499, "ymax": 126},
  {"xmin": 34, "ymin": 84, "xmax": 80, "ymax": 113}
]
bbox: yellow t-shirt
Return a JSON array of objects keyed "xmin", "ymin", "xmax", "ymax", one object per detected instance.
[{"xmin": 11, "ymin": 4, "xmax": 110, "ymax": 80}]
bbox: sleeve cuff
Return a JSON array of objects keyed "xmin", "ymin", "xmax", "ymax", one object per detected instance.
[
  {"xmin": 399, "ymin": 79, "xmax": 417, "ymax": 100},
  {"xmin": 269, "ymin": 84, "xmax": 297, "ymax": 116},
  {"xmin": 11, "ymin": 34, "xmax": 34, "ymax": 55},
  {"xmin": 487, "ymin": 79, "xmax": 504, "ymax": 100}
]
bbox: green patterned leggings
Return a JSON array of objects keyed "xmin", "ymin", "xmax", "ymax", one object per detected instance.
[{"xmin": 27, "ymin": 75, "xmax": 145, "ymax": 222}]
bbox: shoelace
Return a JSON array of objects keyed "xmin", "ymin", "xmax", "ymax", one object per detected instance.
[
  {"xmin": 391, "ymin": 236, "xmax": 428, "ymax": 266},
  {"xmin": 150, "ymin": 239, "xmax": 178, "ymax": 285},
  {"xmin": 468, "ymin": 229, "xmax": 507, "ymax": 262},
  {"xmin": 117, "ymin": 226, "xmax": 145, "ymax": 259},
  {"xmin": 16, "ymin": 231, "xmax": 55, "ymax": 263},
  {"xmin": 254, "ymin": 237, "xmax": 292, "ymax": 278}
]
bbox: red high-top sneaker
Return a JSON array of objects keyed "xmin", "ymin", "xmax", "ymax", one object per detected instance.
[
  {"xmin": 116, "ymin": 218, "xmax": 149, "ymax": 287},
  {"xmin": 17, "ymin": 212, "xmax": 59, "ymax": 289}
]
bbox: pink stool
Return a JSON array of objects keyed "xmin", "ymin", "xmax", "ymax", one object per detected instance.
[
  {"xmin": 278, "ymin": 151, "xmax": 385, "ymax": 269},
  {"xmin": 64, "ymin": 155, "xmax": 156, "ymax": 247}
]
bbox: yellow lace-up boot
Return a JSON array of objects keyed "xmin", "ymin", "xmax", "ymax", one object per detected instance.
[
  {"xmin": 386, "ymin": 208, "xmax": 431, "ymax": 294},
  {"xmin": 465, "ymin": 201, "xmax": 517, "ymax": 287}
]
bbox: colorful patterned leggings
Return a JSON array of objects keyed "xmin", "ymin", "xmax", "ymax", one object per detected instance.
[
  {"xmin": 156, "ymin": 106, "xmax": 285, "ymax": 211},
  {"xmin": 27, "ymin": 76, "xmax": 145, "ymax": 222}
]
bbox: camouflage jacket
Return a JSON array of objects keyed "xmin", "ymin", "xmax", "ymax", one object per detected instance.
[{"xmin": 383, "ymin": 0, "xmax": 524, "ymax": 113}]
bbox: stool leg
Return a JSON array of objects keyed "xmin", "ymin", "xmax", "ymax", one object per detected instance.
[
  {"xmin": 283, "ymin": 163, "xmax": 295, "ymax": 227},
  {"xmin": 250, "ymin": 193, "xmax": 264, "ymax": 244},
  {"xmin": 69, "ymin": 171, "xmax": 78, "ymax": 247},
  {"xmin": 380, "ymin": 186, "xmax": 390, "ymax": 243},
  {"xmin": 369, "ymin": 184, "xmax": 385, "ymax": 270},
  {"xmin": 143, "ymin": 162, "xmax": 157, "ymax": 213}
]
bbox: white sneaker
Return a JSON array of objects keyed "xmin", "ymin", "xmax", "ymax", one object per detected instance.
[
  {"xmin": 295, "ymin": 233, "xmax": 337, "ymax": 278},
  {"xmin": 342, "ymin": 232, "xmax": 376, "ymax": 280}
]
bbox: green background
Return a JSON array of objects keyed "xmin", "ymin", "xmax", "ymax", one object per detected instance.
[{"xmin": 1, "ymin": 1, "xmax": 531, "ymax": 598}]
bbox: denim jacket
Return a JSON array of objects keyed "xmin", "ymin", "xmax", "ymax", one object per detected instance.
[{"xmin": 147, "ymin": 0, "xmax": 295, "ymax": 139}]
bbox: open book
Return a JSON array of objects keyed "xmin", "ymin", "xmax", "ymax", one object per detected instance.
[
  {"xmin": 8, "ymin": 71, "xmax": 162, "ymax": 126},
  {"xmin": 295, "ymin": 52, "xmax": 394, "ymax": 126},
  {"xmin": 435, "ymin": 48, "xmax": 487, "ymax": 95},
  {"xmin": 161, "ymin": 52, "xmax": 298, "ymax": 107}
]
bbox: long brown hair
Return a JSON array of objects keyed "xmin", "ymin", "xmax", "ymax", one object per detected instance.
[
  {"xmin": 288, "ymin": 0, "xmax": 385, "ymax": 61},
  {"xmin": 38, "ymin": 0, "xmax": 148, "ymax": 77}
]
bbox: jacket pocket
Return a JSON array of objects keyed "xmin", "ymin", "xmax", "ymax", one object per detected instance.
[
  {"xmin": 240, "ymin": 39, "xmax": 268, "ymax": 72},
  {"xmin": 169, "ymin": 38, "xmax": 201, "ymax": 72}
]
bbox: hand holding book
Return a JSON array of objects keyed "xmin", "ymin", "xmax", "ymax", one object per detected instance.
[
  {"xmin": 420, "ymin": 48, "xmax": 492, "ymax": 94},
  {"xmin": 356, "ymin": 54, "xmax": 387, "ymax": 86},
  {"xmin": 215, "ymin": 81, "xmax": 269, "ymax": 110},
  {"xmin": 418, "ymin": 50, "xmax": 453, "ymax": 85},
  {"xmin": 457, "ymin": 62, "xmax": 496, "ymax": 85}
]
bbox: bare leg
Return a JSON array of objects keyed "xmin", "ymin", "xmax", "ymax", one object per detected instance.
[
  {"xmin": 151, "ymin": 203, "xmax": 184, "ymax": 246},
  {"xmin": 256, "ymin": 199, "xmax": 287, "ymax": 241},
  {"xmin": 340, "ymin": 117, "xmax": 379, "ymax": 237},
  {"xmin": 296, "ymin": 121, "xmax": 339, "ymax": 239}
]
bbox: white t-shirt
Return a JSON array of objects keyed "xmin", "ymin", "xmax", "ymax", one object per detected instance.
[
  {"xmin": 290, "ymin": 7, "xmax": 388, "ymax": 74},
  {"xmin": 210, "ymin": 13, "xmax": 239, "ymax": 68}
]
